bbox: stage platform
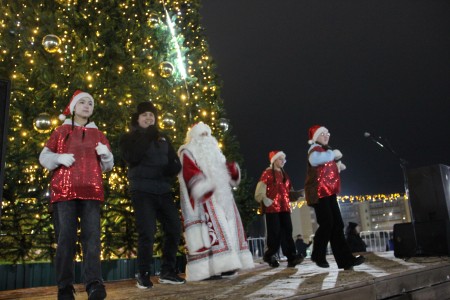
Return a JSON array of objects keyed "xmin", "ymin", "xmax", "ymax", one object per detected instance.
[{"xmin": 1, "ymin": 252, "xmax": 449, "ymax": 300}]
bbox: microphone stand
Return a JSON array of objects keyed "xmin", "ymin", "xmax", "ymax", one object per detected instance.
[{"xmin": 366, "ymin": 134, "xmax": 422, "ymax": 257}]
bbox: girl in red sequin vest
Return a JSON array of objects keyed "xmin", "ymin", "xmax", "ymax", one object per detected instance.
[
  {"xmin": 255, "ymin": 151, "xmax": 303, "ymax": 268},
  {"xmin": 304, "ymin": 125, "xmax": 364, "ymax": 270},
  {"xmin": 39, "ymin": 90, "xmax": 113, "ymax": 300}
]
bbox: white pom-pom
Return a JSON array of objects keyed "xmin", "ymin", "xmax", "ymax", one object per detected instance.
[
  {"xmin": 59, "ymin": 114, "xmax": 66, "ymax": 121},
  {"xmin": 308, "ymin": 139, "xmax": 314, "ymax": 145}
]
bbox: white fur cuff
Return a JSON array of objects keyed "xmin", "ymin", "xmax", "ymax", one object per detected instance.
[{"xmin": 190, "ymin": 175, "xmax": 216, "ymax": 202}]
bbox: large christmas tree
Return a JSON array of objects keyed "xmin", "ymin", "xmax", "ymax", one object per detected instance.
[{"xmin": 0, "ymin": 0, "xmax": 257, "ymax": 263}]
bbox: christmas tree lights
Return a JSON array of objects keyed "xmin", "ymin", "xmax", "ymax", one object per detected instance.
[
  {"xmin": 288, "ymin": 193, "xmax": 407, "ymax": 210},
  {"xmin": 0, "ymin": 0, "xmax": 257, "ymax": 263}
]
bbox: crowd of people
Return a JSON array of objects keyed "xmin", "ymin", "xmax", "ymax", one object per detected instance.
[{"xmin": 39, "ymin": 94, "xmax": 366, "ymax": 300}]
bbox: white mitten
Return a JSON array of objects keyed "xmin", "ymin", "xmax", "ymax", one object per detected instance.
[
  {"xmin": 333, "ymin": 149, "xmax": 343, "ymax": 160},
  {"xmin": 57, "ymin": 153, "xmax": 75, "ymax": 167},
  {"xmin": 96, "ymin": 142, "xmax": 112, "ymax": 160},
  {"xmin": 263, "ymin": 198, "xmax": 274, "ymax": 207},
  {"xmin": 336, "ymin": 160, "xmax": 347, "ymax": 172}
]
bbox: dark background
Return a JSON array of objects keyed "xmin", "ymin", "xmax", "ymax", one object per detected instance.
[{"xmin": 200, "ymin": 0, "xmax": 450, "ymax": 195}]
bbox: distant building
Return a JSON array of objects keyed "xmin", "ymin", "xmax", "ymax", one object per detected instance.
[
  {"xmin": 339, "ymin": 195, "xmax": 411, "ymax": 231},
  {"xmin": 289, "ymin": 194, "xmax": 411, "ymax": 240},
  {"xmin": 249, "ymin": 194, "xmax": 411, "ymax": 242}
]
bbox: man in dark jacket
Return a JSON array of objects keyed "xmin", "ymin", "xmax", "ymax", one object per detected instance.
[{"xmin": 120, "ymin": 102, "xmax": 185, "ymax": 289}]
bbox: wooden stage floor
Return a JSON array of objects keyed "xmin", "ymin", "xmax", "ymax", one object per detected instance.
[{"xmin": 1, "ymin": 252, "xmax": 450, "ymax": 300}]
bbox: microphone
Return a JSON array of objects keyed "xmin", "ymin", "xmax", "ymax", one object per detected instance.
[
  {"xmin": 364, "ymin": 131, "xmax": 408, "ymax": 166},
  {"xmin": 364, "ymin": 132, "xmax": 384, "ymax": 148}
]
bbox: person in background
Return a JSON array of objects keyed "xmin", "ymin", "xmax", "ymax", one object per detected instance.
[
  {"xmin": 304, "ymin": 125, "xmax": 365, "ymax": 270},
  {"xmin": 295, "ymin": 234, "xmax": 312, "ymax": 258},
  {"xmin": 119, "ymin": 102, "xmax": 185, "ymax": 289},
  {"xmin": 345, "ymin": 222, "xmax": 367, "ymax": 253},
  {"xmin": 39, "ymin": 90, "xmax": 113, "ymax": 300},
  {"xmin": 178, "ymin": 122, "xmax": 254, "ymax": 281},
  {"xmin": 255, "ymin": 150, "xmax": 304, "ymax": 268}
]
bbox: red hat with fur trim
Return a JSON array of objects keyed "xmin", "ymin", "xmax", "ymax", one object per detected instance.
[
  {"xmin": 308, "ymin": 125, "xmax": 328, "ymax": 144},
  {"xmin": 59, "ymin": 90, "xmax": 94, "ymax": 121},
  {"xmin": 269, "ymin": 150, "xmax": 286, "ymax": 165}
]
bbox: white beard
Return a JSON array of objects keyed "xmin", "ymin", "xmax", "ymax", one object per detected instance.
[
  {"xmin": 184, "ymin": 136, "xmax": 235, "ymax": 216},
  {"xmin": 189, "ymin": 136, "xmax": 228, "ymax": 180}
]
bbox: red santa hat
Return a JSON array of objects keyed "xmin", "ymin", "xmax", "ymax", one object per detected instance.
[
  {"xmin": 308, "ymin": 125, "xmax": 328, "ymax": 144},
  {"xmin": 59, "ymin": 90, "xmax": 94, "ymax": 121},
  {"xmin": 269, "ymin": 150, "xmax": 286, "ymax": 165}
]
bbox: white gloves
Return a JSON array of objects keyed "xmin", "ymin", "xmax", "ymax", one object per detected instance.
[
  {"xmin": 333, "ymin": 149, "xmax": 343, "ymax": 160},
  {"xmin": 336, "ymin": 160, "xmax": 347, "ymax": 172},
  {"xmin": 57, "ymin": 153, "xmax": 75, "ymax": 167},
  {"xmin": 96, "ymin": 142, "xmax": 112, "ymax": 160},
  {"xmin": 332, "ymin": 149, "xmax": 346, "ymax": 172},
  {"xmin": 263, "ymin": 198, "xmax": 274, "ymax": 207},
  {"xmin": 41, "ymin": 143, "xmax": 112, "ymax": 171}
]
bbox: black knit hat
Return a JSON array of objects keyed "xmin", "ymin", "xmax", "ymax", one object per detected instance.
[
  {"xmin": 131, "ymin": 101, "xmax": 158, "ymax": 129},
  {"xmin": 137, "ymin": 101, "xmax": 157, "ymax": 115}
]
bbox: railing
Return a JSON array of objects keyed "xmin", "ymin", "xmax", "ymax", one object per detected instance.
[
  {"xmin": 247, "ymin": 237, "xmax": 306, "ymax": 259},
  {"xmin": 248, "ymin": 237, "xmax": 265, "ymax": 258},
  {"xmin": 360, "ymin": 230, "xmax": 394, "ymax": 252},
  {"xmin": 248, "ymin": 230, "xmax": 394, "ymax": 259}
]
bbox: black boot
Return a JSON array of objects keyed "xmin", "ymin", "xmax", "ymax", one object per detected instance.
[
  {"xmin": 86, "ymin": 281, "xmax": 107, "ymax": 300},
  {"xmin": 287, "ymin": 254, "xmax": 304, "ymax": 267},
  {"xmin": 263, "ymin": 255, "xmax": 280, "ymax": 268},
  {"xmin": 343, "ymin": 255, "xmax": 365, "ymax": 270},
  {"xmin": 57, "ymin": 285, "xmax": 75, "ymax": 300}
]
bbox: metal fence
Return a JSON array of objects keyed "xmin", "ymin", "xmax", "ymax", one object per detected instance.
[
  {"xmin": 248, "ymin": 230, "xmax": 394, "ymax": 259},
  {"xmin": 247, "ymin": 237, "xmax": 304, "ymax": 260},
  {"xmin": 248, "ymin": 237, "xmax": 265, "ymax": 258},
  {"xmin": 360, "ymin": 230, "xmax": 394, "ymax": 252}
]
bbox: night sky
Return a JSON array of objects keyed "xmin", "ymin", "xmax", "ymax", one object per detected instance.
[{"xmin": 200, "ymin": 1, "xmax": 450, "ymax": 195}]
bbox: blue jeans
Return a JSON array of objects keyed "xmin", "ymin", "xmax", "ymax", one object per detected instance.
[
  {"xmin": 131, "ymin": 191, "xmax": 182, "ymax": 275},
  {"xmin": 54, "ymin": 200, "xmax": 103, "ymax": 289}
]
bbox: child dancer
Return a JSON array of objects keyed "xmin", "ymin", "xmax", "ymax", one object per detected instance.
[
  {"xmin": 304, "ymin": 125, "xmax": 364, "ymax": 270},
  {"xmin": 39, "ymin": 90, "xmax": 113, "ymax": 300},
  {"xmin": 255, "ymin": 150, "xmax": 304, "ymax": 268}
]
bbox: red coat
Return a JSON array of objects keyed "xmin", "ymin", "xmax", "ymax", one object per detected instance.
[{"xmin": 177, "ymin": 148, "xmax": 253, "ymax": 281}]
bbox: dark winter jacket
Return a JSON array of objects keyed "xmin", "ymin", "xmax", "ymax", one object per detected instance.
[
  {"xmin": 119, "ymin": 126, "xmax": 181, "ymax": 194},
  {"xmin": 346, "ymin": 233, "xmax": 367, "ymax": 253}
]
